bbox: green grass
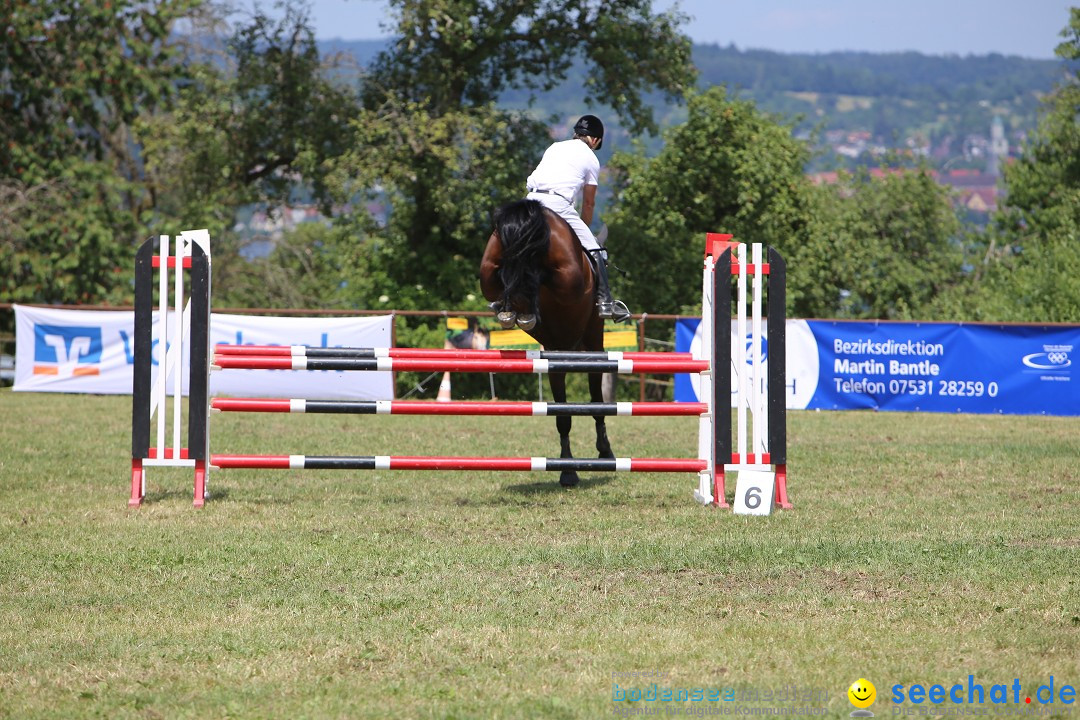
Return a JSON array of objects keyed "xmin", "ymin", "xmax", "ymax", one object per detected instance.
[{"xmin": 1, "ymin": 390, "xmax": 1078, "ymax": 719}]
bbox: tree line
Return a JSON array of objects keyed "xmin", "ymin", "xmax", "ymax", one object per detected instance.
[
  {"xmin": 693, "ymin": 46, "xmax": 1063, "ymax": 103},
  {"xmin": 2, "ymin": 0, "xmax": 1078, "ymax": 333}
]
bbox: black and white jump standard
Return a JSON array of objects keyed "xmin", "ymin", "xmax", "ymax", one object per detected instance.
[{"xmin": 128, "ymin": 232, "xmax": 789, "ymax": 510}]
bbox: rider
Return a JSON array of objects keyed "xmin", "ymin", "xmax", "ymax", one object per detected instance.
[{"xmin": 525, "ymin": 114, "xmax": 631, "ymax": 323}]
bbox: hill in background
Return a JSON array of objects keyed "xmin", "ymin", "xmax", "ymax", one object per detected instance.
[{"xmin": 323, "ymin": 39, "xmax": 1063, "ymax": 173}]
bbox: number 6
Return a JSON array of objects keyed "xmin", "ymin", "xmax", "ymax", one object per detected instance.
[{"xmin": 733, "ymin": 470, "xmax": 776, "ymax": 516}]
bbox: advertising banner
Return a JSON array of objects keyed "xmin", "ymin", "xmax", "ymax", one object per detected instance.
[
  {"xmin": 209, "ymin": 313, "xmax": 393, "ymax": 400},
  {"xmin": 13, "ymin": 306, "xmax": 394, "ymax": 400},
  {"xmin": 675, "ymin": 318, "xmax": 1077, "ymax": 416},
  {"xmin": 13, "ymin": 307, "xmax": 142, "ymax": 395}
]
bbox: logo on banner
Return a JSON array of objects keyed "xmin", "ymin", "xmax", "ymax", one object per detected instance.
[
  {"xmin": 690, "ymin": 329, "xmax": 768, "ymax": 368},
  {"xmin": 745, "ymin": 334, "xmax": 768, "ymax": 365},
  {"xmin": 1022, "ymin": 344, "xmax": 1072, "ymax": 371},
  {"xmin": 33, "ymin": 324, "xmax": 102, "ymax": 377},
  {"xmin": 676, "ymin": 318, "xmax": 819, "ymax": 410}
]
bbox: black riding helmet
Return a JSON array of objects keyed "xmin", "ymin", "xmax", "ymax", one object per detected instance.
[{"xmin": 573, "ymin": 114, "xmax": 604, "ymax": 150}]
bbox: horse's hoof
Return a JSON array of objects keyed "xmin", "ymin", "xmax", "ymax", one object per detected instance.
[
  {"xmin": 496, "ymin": 311, "xmax": 517, "ymax": 329},
  {"xmin": 559, "ymin": 471, "xmax": 580, "ymax": 488},
  {"xmin": 516, "ymin": 313, "xmax": 537, "ymax": 331}
]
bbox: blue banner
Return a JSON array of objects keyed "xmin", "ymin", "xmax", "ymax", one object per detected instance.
[{"xmin": 674, "ymin": 319, "xmax": 1078, "ymax": 416}]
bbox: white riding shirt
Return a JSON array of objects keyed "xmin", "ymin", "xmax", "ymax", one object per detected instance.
[{"xmin": 525, "ymin": 138, "xmax": 601, "ymax": 252}]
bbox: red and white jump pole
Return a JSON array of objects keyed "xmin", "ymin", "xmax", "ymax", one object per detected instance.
[
  {"xmin": 213, "ymin": 345, "xmax": 692, "ymax": 360},
  {"xmin": 211, "ymin": 398, "xmax": 708, "ymax": 416},
  {"xmin": 211, "ymin": 454, "xmax": 708, "ymax": 473},
  {"xmin": 210, "ymin": 354, "xmax": 708, "ymax": 374}
]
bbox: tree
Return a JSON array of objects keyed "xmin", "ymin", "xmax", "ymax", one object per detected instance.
[
  {"xmin": 323, "ymin": 0, "xmax": 698, "ymax": 310},
  {"xmin": 605, "ymin": 88, "xmax": 967, "ymax": 319},
  {"xmin": 137, "ymin": 3, "xmax": 362, "ymax": 307},
  {"xmin": 365, "ymin": 0, "xmax": 694, "ymax": 133},
  {"xmin": 221, "ymin": 222, "xmax": 354, "ymax": 310},
  {"xmin": 824, "ymin": 166, "xmax": 965, "ymax": 319},
  {"xmin": 997, "ymin": 8, "xmax": 1080, "ymax": 233},
  {"xmin": 604, "ymin": 87, "xmax": 821, "ymax": 315},
  {"xmin": 947, "ymin": 8, "xmax": 1080, "ymax": 322},
  {"xmin": 0, "ymin": 0, "xmax": 198, "ymax": 177},
  {"xmin": 0, "ymin": 0, "xmax": 361, "ymax": 314},
  {"xmin": 0, "ymin": 162, "xmax": 141, "ymax": 306},
  {"xmin": 326, "ymin": 102, "xmax": 551, "ymax": 309}
]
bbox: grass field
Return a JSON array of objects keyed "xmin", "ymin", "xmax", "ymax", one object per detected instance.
[{"xmin": 1, "ymin": 389, "xmax": 1078, "ymax": 719}]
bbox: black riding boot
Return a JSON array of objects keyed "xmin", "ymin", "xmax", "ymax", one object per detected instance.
[{"xmin": 588, "ymin": 249, "xmax": 631, "ymax": 323}]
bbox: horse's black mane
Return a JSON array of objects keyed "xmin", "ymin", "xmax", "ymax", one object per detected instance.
[{"xmin": 493, "ymin": 199, "xmax": 550, "ymax": 321}]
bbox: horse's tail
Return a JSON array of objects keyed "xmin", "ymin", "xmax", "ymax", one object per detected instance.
[{"xmin": 493, "ymin": 199, "xmax": 550, "ymax": 319}]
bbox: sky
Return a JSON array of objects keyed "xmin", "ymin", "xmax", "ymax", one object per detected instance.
[{"xmin": 283, "ymin": 0, "xmax": 1075, "ymax": 59}]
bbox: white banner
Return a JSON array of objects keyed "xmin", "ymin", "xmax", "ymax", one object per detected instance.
[
  {"xmin": 13, "ymin": 306, "xmax": 394, "ymax": 400},
  {"xmin": 209, "ymin": 313, "xmax": 392, "ymax": 399},
  {"xmin": 14, "ymin": 306, "xmax": 141, "ymax": 394}
]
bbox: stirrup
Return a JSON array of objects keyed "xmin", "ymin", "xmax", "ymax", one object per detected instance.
[
  {"xmin": 599, "ymin": 300, "xmax": 632, "ymax": 323},
  {"xmin": 496, "ymin": 310, "xmax": 517, "ymax": 329}
]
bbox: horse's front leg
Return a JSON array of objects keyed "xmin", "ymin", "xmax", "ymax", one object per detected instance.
[
  {"xmin": 549, "ymin": 372, "xmax": 579, "ymax": 487},
  {"xmin": 588, "ymin": 370, "xmax": 614, "ymax": 459}
]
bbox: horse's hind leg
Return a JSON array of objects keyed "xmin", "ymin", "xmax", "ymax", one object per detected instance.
[
  {"xmin": 588, "ymin": 371, "xmax": 614, "ymax": 459},
  {"xmin": 549, "ymin": 372, "xmax": 579, "ymax": 487}
]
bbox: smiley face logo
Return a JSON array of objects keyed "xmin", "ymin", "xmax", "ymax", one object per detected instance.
[{"xmin": 848, "ymin": 678, "xmax": 877, "ymax": 710}]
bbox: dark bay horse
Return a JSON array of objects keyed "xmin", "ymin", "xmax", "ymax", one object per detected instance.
[{"xmin": 479, "ymin": 198, "xmax": 614, "ymax": 487}]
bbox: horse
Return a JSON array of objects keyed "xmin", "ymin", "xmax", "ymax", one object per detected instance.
[{"xmin": 479, "ymin": 198, "xmax": 614, "ymax": 487}]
